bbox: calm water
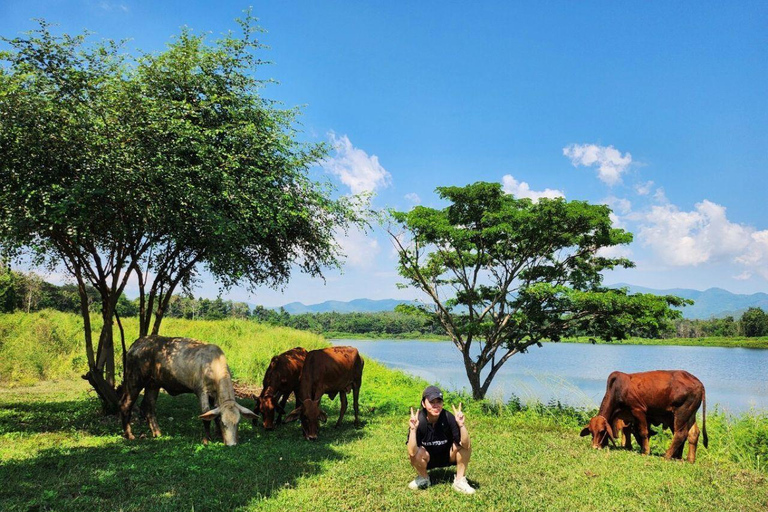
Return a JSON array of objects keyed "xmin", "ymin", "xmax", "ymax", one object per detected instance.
[{"xmin": 333, "ymin": 339, "xmax": 768, "ymax": 414}]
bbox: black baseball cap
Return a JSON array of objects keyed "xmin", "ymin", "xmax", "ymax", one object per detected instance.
[{"xmin": 422, "ymin": 385, "xmax": 443, "ymax": 401}]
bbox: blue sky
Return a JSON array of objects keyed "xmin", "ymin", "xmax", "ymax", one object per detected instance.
[{"xmin": 2, "ymin": 1, "xmax": 767, "ymax": 306}]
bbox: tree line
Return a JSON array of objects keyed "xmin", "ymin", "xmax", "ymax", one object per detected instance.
[{"xmin": 6, "ymin": 267, "xmax": 768, "ymax": 338}]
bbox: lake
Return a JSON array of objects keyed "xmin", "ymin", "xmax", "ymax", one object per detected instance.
[{"xmin": 332, "ymin": 339, "xmax": 768, "ymax": 414}]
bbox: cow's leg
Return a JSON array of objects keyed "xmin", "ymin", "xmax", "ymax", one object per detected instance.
[
  {"xmin": 277, "ymin": 392, "xmax": 289, "ymax": 425},
  {"xmin": 140, "ymin": 386, "xmax": 162, "ymax": 437},
  {"xmin": 633, "ymin": 411, "xmax": 651, "ymax": 455},
  {"xmin": 621, "ymin": 425, "xmax": 633, "ymax": 450},
  {"xmin": 336, "ymin": 391, "xmax": 348, "ymax": 428},
  {"xmin": 199, "ymin": 393, "xmax": 213, "ymax": 445},
  {"xmin": 665, "ymin": 414, "xmax": 691, "ymax": 460},
  {"xmin": 352, "ymin": 380, "xmax": 361, "ymax": 427},
  {"xmin": 119, "ymin": 383, "xmax": 143, "ymax": 440},
  {"xmin": 210, "ymin": 396, "xmax": 224, "ymax": 440},
  {"xmin": 686, "ymin": 422, "xmax": 700, "ymax": 463}
]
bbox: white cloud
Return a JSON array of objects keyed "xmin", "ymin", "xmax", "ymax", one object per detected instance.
[
  {"xmin": 638, "ymin": 200, "xmax": 753, "ymax": 267},
  {"xmin": 733, "ymin": 271, "xmax": 752, "ymax": 280},
  {"xmin": 404, "ymin": 193, "xmax": 421, "ymax": 205},
  {"xmin": 597, "ymin": 245, "xmax": 633, "ymax": 259},
  {"xmin": 563, "ymin": 143, "xmax": 632, "ymax": 186},
  {"xmin": 322, "ymin": 132, "xmax": 391, "ymax": 195},
  {"xmin": 336, "ymin": 227, "xmax": 380, "ymax": 269},
  {"xmin": 501, "ymin": 175, "xmax": 564, "ymax": 202},
  {"xmin": 635, "ymin": 181, "xmax": 654, "ymax": 196},
  {"xmin": 735, "ymin": 230, "xmax": 768, "ymax": 280},
  {"xmin": 604, "ymin": 196, "xmax": 632, "ymax": 215}
]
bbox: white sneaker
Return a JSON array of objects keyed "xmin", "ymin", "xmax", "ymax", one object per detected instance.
[
  {"xmin": 408, "ymin": 475, "xmax": 430, "ymax": 490},
  {"xmin": 452, "ymin": 476, "xmax": 476, "ymax": 494}
]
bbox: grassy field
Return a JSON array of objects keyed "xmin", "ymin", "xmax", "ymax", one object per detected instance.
[{"xmin": 1, "ymin": 312, "xmax": 768, "ymax": 511}]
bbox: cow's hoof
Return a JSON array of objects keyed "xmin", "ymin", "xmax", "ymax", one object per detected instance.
[{"xmin": 124, "ymin": 433, "xmax": 135, "ymax": 441}]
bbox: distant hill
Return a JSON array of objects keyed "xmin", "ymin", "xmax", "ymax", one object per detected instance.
[
  {"xmin": 609, "ymin": 284, "xmax": 768, "ymax": 320},
  {"xmin": 273, "ymin": 286, "xmax": 768, "ymax": 320},
  {"xmin": 276, "ymin": 298, "xmax": 418, "ymax": 315}
]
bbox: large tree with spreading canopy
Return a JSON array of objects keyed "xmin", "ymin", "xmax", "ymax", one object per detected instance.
[
  {"xmin": 0, "ymin": 15, "xmax": 362, "ymax": 412},
  {"xmin": 388, "ymin": 182, "xmax": 688, "ymax": 399}
]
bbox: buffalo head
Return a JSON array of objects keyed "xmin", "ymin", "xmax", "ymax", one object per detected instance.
[{"xmin": 199, "ymin": 400, "xmax": 258, "ymax": 446}]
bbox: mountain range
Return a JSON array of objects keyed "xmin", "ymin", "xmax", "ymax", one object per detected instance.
[{"xmin": 274, "ymin": 285, "xmax": 768, "ymax": 320}]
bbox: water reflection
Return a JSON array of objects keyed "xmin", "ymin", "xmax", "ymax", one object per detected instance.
[{"xmin": 335, "ymin": 339, "xmax": 768, "ymax": 414}]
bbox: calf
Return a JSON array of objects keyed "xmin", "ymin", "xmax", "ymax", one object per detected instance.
[
  {"xmin": 580, "ymin": 370, "xmax": 707, "ymax": 462},
  {"xmin": 119, "ymin": 335, "xmax": 257, "ymax": 446},
  {"xmin": 254, "ymin": 347, "xmax": 307, "ymax": 430},
  {"xmin": 285, "ymin": 346, "xmax": 364, "ymax": 441}
]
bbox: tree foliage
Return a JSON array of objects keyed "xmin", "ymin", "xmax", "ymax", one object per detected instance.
[
  {"xmin": 741, "ymin": 307, "xmax": 768, "ymax": 337},
  {"xmin": 388, "ymin": 182, "xmax": 689, "ymax": 399},
  {"xmin": 0, "ymin": 16, "xmax": 360, "ymax": 411}
]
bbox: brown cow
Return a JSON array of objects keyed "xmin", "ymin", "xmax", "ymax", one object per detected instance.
[
  {"xmin": 580, "ymin": 370, "xmax": 707, "ymax": 462},
  {"xmin": 284, "ymin": 346, "xmax": 364, "ymax": 441},
  {"xmin": 119, "ymin": 335, "xmax": 257, "ymax": 446},
  {"xmin": 254, "ymin": 346, "xmax": 307, "ymax": 430}
]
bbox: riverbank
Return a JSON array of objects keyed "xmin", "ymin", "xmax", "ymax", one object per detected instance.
[{"xmin": 329, "ymin": 332, "xmax": 768, "ymax": 349}]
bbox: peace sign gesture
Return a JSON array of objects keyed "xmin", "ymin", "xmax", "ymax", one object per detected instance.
[
  {"xmin": 452, "ymin": 402, "xmax": 465, "ymax": 428},
  {"xmin": 409, "ymin": 407, "xmax": 419, "ymax": 430}
]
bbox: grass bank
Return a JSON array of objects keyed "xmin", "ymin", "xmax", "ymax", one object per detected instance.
[{"xmin": 1, "ymin": 313, "xmax": 767, "ymax": 511}]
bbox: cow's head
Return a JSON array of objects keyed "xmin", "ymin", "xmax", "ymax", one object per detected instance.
[
  {"xmin": 580, "ymin": 415, "xmax": 615, "ymax": 449},
  {"xmin": 284, "ymin": 398, "xmax": 327, "ymax": 441},
  {"xmin": 199, "ymin": 401, "xmax": 258, "ymax": 446},
  {"xmin": 254, "ymin": 394, "xmax": 286, "ymax": 431}
]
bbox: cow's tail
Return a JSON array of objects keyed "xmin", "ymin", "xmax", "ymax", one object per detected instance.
[{"xmin": 701, "ymin": 388, "xmax": 708, "ymax": 449}]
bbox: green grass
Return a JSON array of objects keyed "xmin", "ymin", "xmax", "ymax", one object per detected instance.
[{"xmin": 1, "ymin": 313, "xmax": 767, "ymax": 511}]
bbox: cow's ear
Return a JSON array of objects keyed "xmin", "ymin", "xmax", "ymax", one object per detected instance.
[
  {"xmin": 284, "ymin": 406, "xmax": 302, "ymax": 423},
  {"xmin": 580, "ymin": 426, "xmax": 591, "ymax": 437},
  {"xmin": 199, "ymin": 407, "xmax": 221, "ymax": 421},
  {"xmin": 318, "ymin": 409, "xmax": 328, "ymax": 423},
  {"xmin": 236, "ymin": 403, "xmax": 259, "ymax": 420},
  {"xmin": 606, "ymin": 423, "xmax": 615, "ymax": 440}
]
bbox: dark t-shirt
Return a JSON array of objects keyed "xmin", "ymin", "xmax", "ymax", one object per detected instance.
[{"xmin": 406, "ymin": 408, "xmax": 461, "ymax": 468}]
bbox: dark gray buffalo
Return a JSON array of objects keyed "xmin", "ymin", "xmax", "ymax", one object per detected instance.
[{"xmin": 119, "ymin": 335, "xmax": 257, "ymax": 446}]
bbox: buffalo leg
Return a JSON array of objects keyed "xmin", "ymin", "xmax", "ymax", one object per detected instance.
[
  {"xmin": 686, "ymin": 422, "xmax": 700, "ymax": 463},
  {"xmin": 352, "ymin": 381, "xmax": 361, "ymax": 427},
  {"xmin": 140, "ymin": 386, "xmax": 162, "ymax": 437},
  {"xmin": 199, "ymin": 393, "xmax": 213, "ymax": 445},
  {"xmin": 119, "ymin": 383, "xmax": 143, "ymax": 440},
  {"xmin": 336, "ymin": 392, "xmax": 348, "ymax": 428}
]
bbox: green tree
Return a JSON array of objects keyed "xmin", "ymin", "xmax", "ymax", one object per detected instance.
[
  {"xmin": 388, "ymin": 182, "xmax": 689, "ymax": 399},
  {"xmin": 0, "ymin": 16, "xmax": 360, "ymax": 412},
  {"xmin": 741, "ymin": 307, "xmax": 768, "ymax": 337}
]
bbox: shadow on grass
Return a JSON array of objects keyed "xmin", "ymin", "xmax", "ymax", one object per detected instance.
[{"xmin": 0, "ymin": 393, "xmax": 367, "ymax": 512}]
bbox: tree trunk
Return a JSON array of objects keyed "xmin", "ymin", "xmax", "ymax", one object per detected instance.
[
  {"xmin": 86, "ymin": 302, "xmax": 120, "ymax": 415},
  {"xmin": 464, "ymin": 360, "xmax": 486, "ymax": 400}
]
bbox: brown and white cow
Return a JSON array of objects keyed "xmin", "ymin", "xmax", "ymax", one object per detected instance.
[
  {"xmin": 254, "ymin": 346, "xmax": 307, "ymax": 430},
  {"xmin": 119, "ymin": 335, "xmax": 257, "ymax": 446},
  {"xmin": 580, "ymin": 370, "xmax": 707, "ymax": 462},
  {"xmin": 284, "ymin": 346, "xmax": 364, "ymax": 441}
]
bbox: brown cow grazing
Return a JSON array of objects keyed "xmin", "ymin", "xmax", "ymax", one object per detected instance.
[
  {"xmin": 284, "ymin": 346, "xmax": 364, "ymax": 441},
  {"xmin": 254, "ymin": 347, "xmax": 307, "ymax": 430},
  {"xmin": 581, "ymin": 370, "xmax": 707, "ymax": 462},
  {"xmin": 120, "ymin": 335, "xmax": 258, "ymax": 446}
]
